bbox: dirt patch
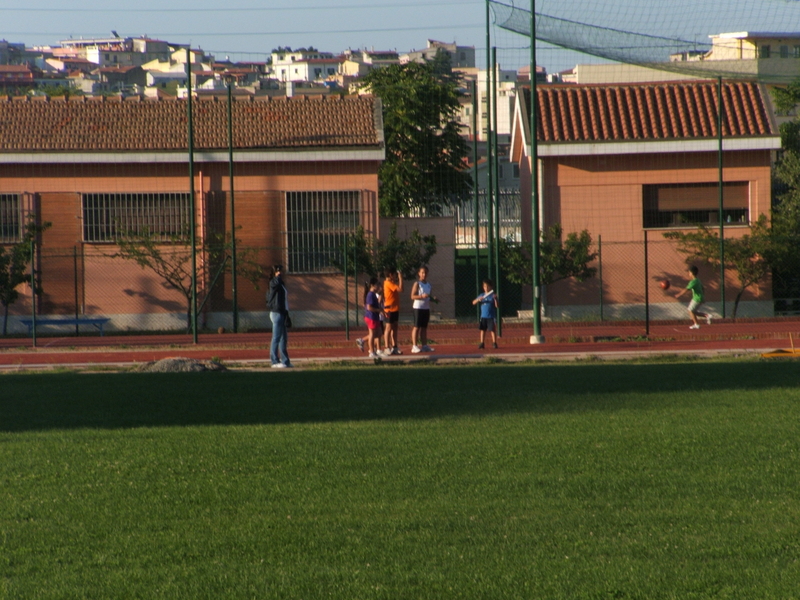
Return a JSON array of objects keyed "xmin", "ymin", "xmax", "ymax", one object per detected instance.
[{"xmin": 136, "ymin": 357, "xmax": 227, "ymax": 373}]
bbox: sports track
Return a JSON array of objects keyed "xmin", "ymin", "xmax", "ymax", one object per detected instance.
[{"xmin": 1, "ymin": 318, "xmax": 799, "ymax": 370}]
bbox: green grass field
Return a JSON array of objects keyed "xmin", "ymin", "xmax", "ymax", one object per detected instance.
[{"xmin": 2, "ymin": 360, "xmax": 800, "ymax": 599}]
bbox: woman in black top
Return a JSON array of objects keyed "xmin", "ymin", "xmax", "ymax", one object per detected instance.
[{"xmin": 267, "ymin": 264, "xmax": 292, "ymax": 368}]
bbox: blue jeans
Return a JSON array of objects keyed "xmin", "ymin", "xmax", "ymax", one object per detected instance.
[{"xmin": 270, "ymin": 311, "xmax": 290, "ymax": 365}]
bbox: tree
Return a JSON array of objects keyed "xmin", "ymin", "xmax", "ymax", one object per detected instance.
[
  {"xmin": 1, "ymin": 218, "xmax": 51, "ymax": 336},
  {"xmin": 663, "ymin": 217, "xmax": 772, "ymax": 319},
  {"xmin": 770, "ymin": 80, "xmax": 800, "ymax": 284},
  {"xmin": 111, "ymin": 227, "xmax": 261, "ymax": 330},
  {"xmin": 332, "ymin": 222, "xmax": 437, "ymax": 280},
  {"xmin": 498, "ymin": 224, "xmax": 597, "ymax": 287},
  {"xmin": 360, "ymin": 56, "xmax": 472, "ymax": 217}
]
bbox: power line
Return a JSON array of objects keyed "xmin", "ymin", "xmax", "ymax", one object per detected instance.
[
  {"xmin": 1, "ymin": 24, "xmax": 485, "ymax": 38},
  {"xmin": 3, "ymin": 1, "xmax": 482, "ymax": 13}
]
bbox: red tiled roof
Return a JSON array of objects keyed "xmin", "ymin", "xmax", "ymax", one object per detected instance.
[
  {"xmin": 0, "ymin": 94, "xmax": 381, "ymax": 152},
  {"xmin": 522, "ymin": 81, "xmax": 776, "ymax": 143},
  {"xmin": 0, "ymin": 65, "xmax": 33, "ymax": 73}
]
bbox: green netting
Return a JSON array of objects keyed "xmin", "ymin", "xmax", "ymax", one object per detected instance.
[{"xmin": 491, "ymin": 0, "xmax": 800, "ymax": 83}]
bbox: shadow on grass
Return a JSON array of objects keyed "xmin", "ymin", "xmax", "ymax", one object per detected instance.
[{"xmin": 1, "ymin": 361, "xmax": 798, "ymax": 432}]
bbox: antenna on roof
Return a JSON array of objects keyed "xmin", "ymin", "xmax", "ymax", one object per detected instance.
[{"xmin": 111, "ymin": 30, "xmax": 120, "ymax": 38}]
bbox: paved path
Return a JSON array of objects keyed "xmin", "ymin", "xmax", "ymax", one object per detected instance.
[{"xmin": 1, "ymin": 318, "xmax": 798, "ymax": 370}]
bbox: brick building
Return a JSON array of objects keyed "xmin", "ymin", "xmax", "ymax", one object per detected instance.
[
  {"xmin": 0, "ymin": 94, "xmax": 385, "ymax": 332},
  {"xmin": 511, "ymin": 80, "xmax": 782, "ymax": 319}
]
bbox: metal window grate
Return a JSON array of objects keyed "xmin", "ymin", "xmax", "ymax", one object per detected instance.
[
  {"xmin": 0, "ymin": 194, "xmax": 21, "ymax": 243},
  {"xmin": 286, "ymin": 191, "xmax": 361, "ymax": 273},
  {"xmin": 82, "ymin": 193, "xmax": 191, "ymax": 242}
]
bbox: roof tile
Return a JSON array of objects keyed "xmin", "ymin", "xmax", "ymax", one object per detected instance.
[
  {"xmin": 524, "ymin": 81, "xmax": 776, "ymax": 143},
  {"xmin": 0, "ymin": 94, "xmax": 381, "ymax": 152}
]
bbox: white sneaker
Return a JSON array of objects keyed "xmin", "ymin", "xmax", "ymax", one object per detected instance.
[
  {"xmin": 411, "ymin": 345, "xmax": 421, "ymax": 353},
  {"xmin": 356, "ymin": 338, "xmax": 364, "ymax": 352},
  {"xmin": 689, "ymin": 324, "xmax": 700, "ymax": 330},
  {"xmin": 381, "ymin": 349, "xmax": 392, "ymax": 356},
  {"xmin": 422, "ymin": 345, "xmax": 434, "ymax": 352},
  {"xmin": 368, "ymin": 351, "xmax": 377, "ymax": 358},
  {"xmin": 272, "ymin": 363, "xmax": 287, "ymax": 368},
  {"xmin": 706, "ymin": 315, "xmax": 712, "ymax": 325}
]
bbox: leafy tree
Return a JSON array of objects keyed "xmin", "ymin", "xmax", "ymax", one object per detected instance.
[
  {"xmin": 111, "ymin": 227, "xmax": 262, "ymax": 331},
  {"xmin": 768, "ymin": 80, "xmax": 800, "ymax": 296},
  {"xmin": 360, "ymin": 56, "xmax": 472, "ymax": 217},
  {"xmin": 498, "ymin": 224, "xmax": 597, "ymax": 287},
  {"xmin": 332, "ymin": 222, "xmax": 437, "ymax": 280},
  {"xmin": 663, "ymin": 217, "xmax": 772, "ymax": 319},
  {"xmin": 1, "ymin": 218, "xmax": 51, "ymax": 336}
]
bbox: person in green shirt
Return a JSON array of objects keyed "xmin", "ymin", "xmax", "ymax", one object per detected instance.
[{"xmin": 675, "ymin": 265, "xmax": 712, "ymax": 330}]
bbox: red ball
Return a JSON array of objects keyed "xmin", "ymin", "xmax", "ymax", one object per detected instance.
[{"xmin": 660, "ymin": 280, "xmax": 671, "ymax": 290}]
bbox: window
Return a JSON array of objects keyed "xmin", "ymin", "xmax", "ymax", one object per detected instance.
[
  {"xmin": 498, "ymin": 165, "xmax": 505, "ymax": 178},
  {"xmin": 794, "ymin": 46, "xmax": 800, "ymax": 58},
  {"xmin": 781, "ymin": 45, "xmax": 790, "ymax": 58},
  {"xmin": 642, "ymin": 182, "xmax": 749, "ymax": 228},
  {"xmin": 286, "ymin": 191, "xmax": 361, "ymax": 273},
  {"xmin": 0, "ymin": 193, "xmax": 21, "ymax": 243},
  {"xmin": 759, "ymin": 45, "xmax": 771, "ymax": 59},
  {"xmin": 512, "ymin": 164, "xmax": 520, "ymax": 179},
  {"xmin": 82, "ymin": 193, "xmax": 191, "ymax": 242}
]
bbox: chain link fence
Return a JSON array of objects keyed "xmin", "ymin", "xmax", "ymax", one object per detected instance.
[{"xmin": 2, "ymin": 229, "xmax": 783, "ymax": 339}]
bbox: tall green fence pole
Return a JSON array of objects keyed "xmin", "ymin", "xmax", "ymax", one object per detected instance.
[
  {"xmin": 344, "ymin": 238, "xmax": 350, "ymax": 340},
  {"xmin": 644, "ymin": 230, "xmax": 650, "ymax": 337},
  {"xmin": 473, "ymin": 78, "xmax": 480, "ymax": 317},
  {"xmin": 530, "ymin": 0, "xmax": 544, "ymax": 343},
  {"xmin": 30, "ymin": 238, "xmax": 36, "ymax": 348},
  {"xmin": 598, "ymin": 235, "xmax": 604, "ymax": 321},
  {"xmin": 73, "ymin": 245, "xmax": 79, "ymax": 336},
  {"xmin": 491, "ymin": 46, "xmax": 502, "ymax": 336},
  {"xmin": 187, "ymin": 48, "xmax": 198, "ymax": 344},
  {"xmin": 485, "ymin": 0, "xmax": 494, "ymax": 281},
  {"xmin": 227, "ymin": 77, "xmax": 239, "ymax": 333},
  {"xmin": 718, "ymin": 76, "xmax": 726, "ymax": 319}
]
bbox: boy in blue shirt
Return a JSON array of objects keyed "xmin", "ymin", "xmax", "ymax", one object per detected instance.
[{"xmin": 472, "ymin": 278, "xmax": 499, "ymax": 349}]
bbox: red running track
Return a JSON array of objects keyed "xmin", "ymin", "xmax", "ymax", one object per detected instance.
[{"xmin": 1, "ymin": 319, "xmax": 798, "ymax": 369}]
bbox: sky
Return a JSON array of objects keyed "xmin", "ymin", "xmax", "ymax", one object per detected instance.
[
  {"xmin": 5, "ymin": 0, "xmax": 800, "ymax": 76},
  {"xmin": 1, "ymin": 0, "xmax": 604, "ymax": 75}
]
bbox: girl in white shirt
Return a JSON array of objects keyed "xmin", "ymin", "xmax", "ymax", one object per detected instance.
[{"xmin": 410, "ymin": 266, "xmax": 437, "ymax": 353}]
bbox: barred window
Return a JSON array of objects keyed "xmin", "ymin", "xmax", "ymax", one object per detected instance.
[
  {"xmin": 643, "ymin": 182, "xmax": 749, "ymax": 228},
  {"xmin": 0, "ymin": 194, "xmax": 21, "ymax": 243},
  {"xmin": 82, "ymin": 193, "xmax": 191, "ymax": 242},
  {"xmin": 286, "ymin": 191, "xmax": 361, "ymax": 273}
]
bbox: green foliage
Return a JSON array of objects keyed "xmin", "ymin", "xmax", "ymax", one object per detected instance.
[
  {"xmin": 499, "ymin": 224, "xmax": 597, "ymax": 286},
  {"xmin": 331, "ymin": 222, "xmax": 437, "ymax": 280},
  {"xmin": 663, "ymin": 217, "xmax": 772, "ymax": 318},
  {"xmin": 111, "ymin": 227, "xmax": 261, "ymax": 330},
  {"xmin": 360, "ymin": 56, "xmax": 472, "ymax": 217},
  {"xmin": 772, "ymin": 80, "xmax": 800, "ymax": 115},
  {"xmin": 0, "ymin": 218, "xmax": 51, "ymax": 336}
]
